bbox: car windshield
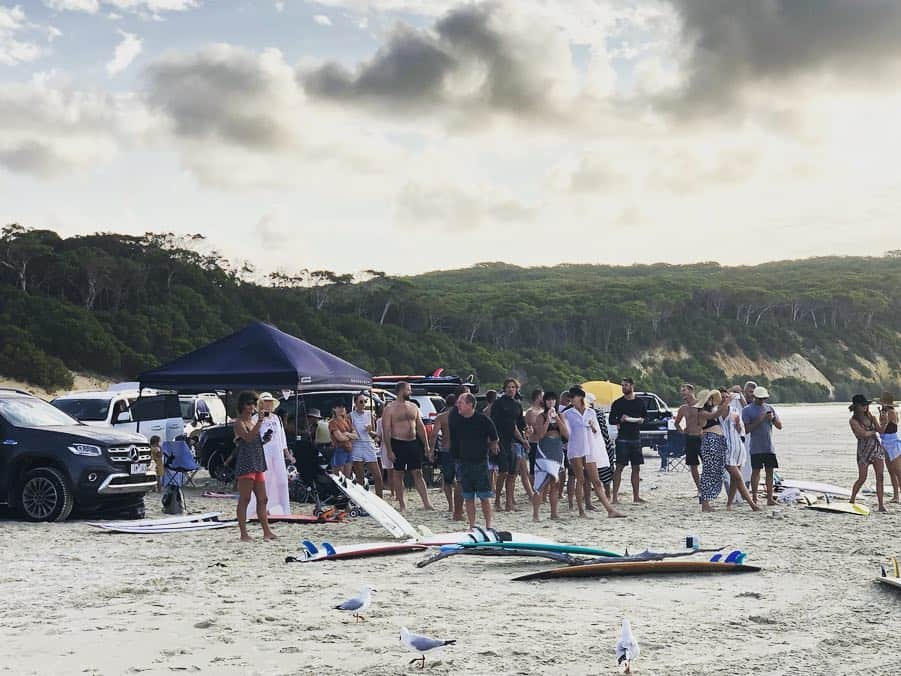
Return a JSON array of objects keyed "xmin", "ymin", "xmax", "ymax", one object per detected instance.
[
  {"xmin": 179, "ymin": 400, "xmax": 194, "ymax": 420},
  {"xmin": 3, "ymin": 398, "xmax": 80, "ymax": 427},
  {"xmin": 50, "ymin": 398, "xmax": 110, "ymax": 422}
]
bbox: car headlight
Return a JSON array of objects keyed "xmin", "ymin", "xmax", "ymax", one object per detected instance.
[{"xmin": 68, "ymin": 443, "xmax": 103, "ymax": 457}]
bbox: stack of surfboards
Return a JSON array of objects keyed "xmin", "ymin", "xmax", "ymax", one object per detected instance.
[{"xmin": 775, "ymin": 479, "xmax": 871, "ymax": 516}]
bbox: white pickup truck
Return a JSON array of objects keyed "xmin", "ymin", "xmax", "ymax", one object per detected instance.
[{"xmin": 50, "ymin": 388, "xmax": 184, "ymax": 442}]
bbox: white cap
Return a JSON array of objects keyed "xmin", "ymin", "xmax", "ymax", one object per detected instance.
[{"xmin": 752, "ymin": 386, "xmax": 770, "ymax": 399}]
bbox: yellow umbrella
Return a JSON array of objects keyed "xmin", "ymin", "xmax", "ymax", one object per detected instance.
[{"xmin": 581, "ymin": 380, "xmax": 623, "ymax": 408}]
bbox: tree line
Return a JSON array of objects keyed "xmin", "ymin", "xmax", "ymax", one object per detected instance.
[{"xmin": 2, "ymin": 224, "xmax": 899, "ymax": 403}]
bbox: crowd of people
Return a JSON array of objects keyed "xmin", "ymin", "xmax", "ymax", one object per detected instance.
[{"xmin": 227, "ymin": 378, "xmax": 901, "ymax": 540}]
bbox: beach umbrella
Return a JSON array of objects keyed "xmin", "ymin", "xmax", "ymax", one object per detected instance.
[{"xmin": 582, "ymin": 380, "xmax": 623, "ymax": 407}]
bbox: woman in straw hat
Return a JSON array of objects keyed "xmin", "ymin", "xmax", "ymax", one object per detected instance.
[
  {"xmin": 848, "ymin": 394, "xmax": 887, "ymax": 512},
  {"xmin": 694, "ymin": 389, "xmax": 731, "ymax": 512},
  {"xmin": 878, "ymin": 392, "xmax": 901, "ymax": 503}
]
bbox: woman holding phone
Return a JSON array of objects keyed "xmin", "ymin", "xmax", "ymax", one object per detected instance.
[
  {"xmin": 233, "ymin": 390, "xmax": 275, "ymax": 542},
  {"xmin": 849, "ymin": 394, "xmax": 887, "ymax": 512},
  {"xmin": 531, "ymin": 392, "xmax": 569, "ymax": 521}
]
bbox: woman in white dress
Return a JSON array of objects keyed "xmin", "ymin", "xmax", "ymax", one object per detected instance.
[
  {"xmin": 721, "ymin": 387, "xmax": 759, "ymax": 511},
  {"xmin": 247, "ymin": 392, "xmax": 293, "ymax": 517}
]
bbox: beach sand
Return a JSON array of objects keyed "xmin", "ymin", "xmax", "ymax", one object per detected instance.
[{"xmin": 2, "ymin": 404, "xmax": 899, "ymax": 675}]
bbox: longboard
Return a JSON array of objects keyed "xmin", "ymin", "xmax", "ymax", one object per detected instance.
[
  {"xmin": 330, "ymin": 473, "xmax": 416, "ymax": 539},
  {"xmin": 777, "ymin": 479, "xmax": 852, "ymax": 498},
  {"xmin": 456, "ymin": 541, "xmax": 620, "ymax": 557},
  {"xmin": 94, "ymin": 521, "xmax": 236, "ymax": 534},
  {"xmin": 805, "ymin": 502, "xmax": 870, "ymax": 516},
  {"xmin": 417, "ymin": 531, "xmax": 554, "ymax": 546},
  {"xmin": 513, "ymin": 560, "xmax": 760, "ymax": 581},
  {"xmin": 87, "ymin": 512, "xmax": 222, "ymax": 529},
  {"xmin": 286, "ymin": 540, "xmax": 427, "ymax": 562}
]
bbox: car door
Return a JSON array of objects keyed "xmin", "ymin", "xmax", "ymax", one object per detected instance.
[{"xmin": 131, "ymin": 394, "xmax": 183, "ymax": 442}]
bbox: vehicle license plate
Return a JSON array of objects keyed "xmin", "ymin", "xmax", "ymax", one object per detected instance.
[{"xmin": 131, "ymin": 463, "xmax": 148, "ymax": 475}]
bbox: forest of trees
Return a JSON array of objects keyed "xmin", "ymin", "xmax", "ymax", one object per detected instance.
[{"xmin": 2, "ymin": 223, "xmax": 899, "ymax": 403}]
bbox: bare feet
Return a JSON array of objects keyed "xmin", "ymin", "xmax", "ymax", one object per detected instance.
[
  {"xmin": 607, "ymin": 510, "xmax": 626, "ymax": 518},
  {"xmin": 701, "ymin": 503, "xmax": 714, "ymax": 513},
  {"xmin": 240, "ymin": 534, "xmax": 253, "ymax": 542},
  {"xmin": 767, "ymin": 499, "xmax": 778, "ymax": 506},
  {"xmin": 878, "ymin": 506, "xmax": 888, "ymax": 513},
  {"xmin": 263, "ymin": 532, "xmax": 277, "ymax": 540},
  {"xmin": 633, "ymin": 497, "xmax": 647, "ymax": 504},
  {"xmin": 750, "ymin": 503, "xmax": 762, "ymax": 512},
  {"xmin": 452, "ymin": 514, "xmax": 465, "ymax": 521}
]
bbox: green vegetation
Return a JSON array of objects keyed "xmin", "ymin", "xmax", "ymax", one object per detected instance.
[{"xmin": 2, "ymin": 224, "xmax": 900, "ymax": 402}]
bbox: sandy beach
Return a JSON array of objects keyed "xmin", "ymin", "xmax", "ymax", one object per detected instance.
[{"xmin": 1, "ymin": 403, "xmax": 899, "ymax": 675}]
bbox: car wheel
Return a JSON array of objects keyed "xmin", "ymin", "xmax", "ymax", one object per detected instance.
[
  {"xmin": 208, "ymin": 450, "xmax": 235, "ymax": 486},
  {"xmin": 18, "ymin": 467, "xmax": 74, "ymax": 522}
]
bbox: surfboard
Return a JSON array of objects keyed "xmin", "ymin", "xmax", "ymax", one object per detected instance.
[
  {"xmin": 805, "ymin": 501, "xmax": 870, "ymax": 516},
  {"xmin": 94, "ymin": 521, "xmax": 236, "ymax": 534},
  {"xmin": 330, "ymin": 473, "xmax": 417, "ymax": 539},
  {"xmin": 456, "ymin": 541, "xmax": 621, "ymax": 557},
  {"xmin": 777, "ymin": 479, "xmax": 852, "ymax": 498},
  {"xmin": 416, "ymin": 531, "xmax": 554, "ymax": 546},
  {"xmin": 513, "ymin": 560, "xmax": 761, "ymax": 581},
  {"xmin": 247, "ymin": 513, "xmax": 345, "ymax": 524},
  {"xmin": 201, "ymin": 491, "xmax": 238, "ymax": 499},
  {"xmin": 87, "ymin": 512, "xmax": 222, "ymax": 529},
  {"xmin": 286, "ymin": 541, "xmax": 427, "ymax": 562},
  {"xmin": 877, "ymin": 576, "xmax": 901, "ymax": 591}
]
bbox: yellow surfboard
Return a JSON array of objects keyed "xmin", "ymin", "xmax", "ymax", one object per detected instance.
[{"xmin": 805, "ymin": 501, "xmax": 870, "ymax": 516}]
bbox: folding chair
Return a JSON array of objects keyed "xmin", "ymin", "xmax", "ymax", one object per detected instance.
[
  {"xmin": 660, "ymin": 431, "xmax": 687, "ymax": 472},
  {"xmin": 163, "ymin": 439, "xmax": 201, "ymax": 489}
]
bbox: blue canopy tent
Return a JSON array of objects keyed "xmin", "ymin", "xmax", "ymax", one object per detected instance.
[{"xmin": 138, "ymin": 321, "xmax": 372, "ymax": 393}]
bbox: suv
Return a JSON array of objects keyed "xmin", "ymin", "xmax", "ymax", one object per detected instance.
[
  {"xmin": 51, "ymin": 389, "xmax": 184, "ymax": 442},
  {"xmin": 179, "ymin": 393, "xmax": 228, "ymax": 443},
  {"xmin": 0, "ymin": 389, "xmax": 155, "ymax": 521}
]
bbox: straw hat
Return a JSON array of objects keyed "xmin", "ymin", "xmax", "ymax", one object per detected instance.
[
  {"xmin": 879, "ymin": 392, "xmax": 895, "ymax": 407},
  {"xmin": 692, "ymin": 389, "xmax": 721, "ymax": 408}
]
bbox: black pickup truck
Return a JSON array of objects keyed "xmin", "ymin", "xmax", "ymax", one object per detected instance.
[{"xmin": 0, "ymin": 388, "xmax": 155, "ymax": 521}]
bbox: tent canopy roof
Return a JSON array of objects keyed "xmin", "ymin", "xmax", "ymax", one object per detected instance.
[{"xmin": 139, "ymin": 321, "xmax": 372, "ymax": 393}]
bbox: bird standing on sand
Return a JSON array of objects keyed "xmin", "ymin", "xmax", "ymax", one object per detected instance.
[
  {"xmin": 400, "ymin": 626, "xmax": 456, "ymax": 668},
  {"xmin": 334, "ymin": 586, "xmax": 375, "ymax": 622},
  {"xmin": 616, "ymin": 618, "xmax": 640, "ymax": 674}
]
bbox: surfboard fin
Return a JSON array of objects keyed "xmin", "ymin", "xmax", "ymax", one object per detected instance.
[
  {"xmin": 303, "ymin": 539, "xmax": 319, "ymax": 555},
  {"xmin": 322, "ymin": 542, "xmax": 336, "ymax": 557},
  {"xmin": 709, "ymin": 553, "xmax": 723, "ymax": 563}
]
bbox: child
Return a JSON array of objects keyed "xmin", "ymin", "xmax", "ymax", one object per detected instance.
[{"xmin": 149, "ymin": 435, "xmax": 164, "ymax": 492}]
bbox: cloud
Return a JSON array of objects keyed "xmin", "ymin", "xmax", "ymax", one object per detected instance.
[
  {"xmin": 274, "ymin": 1, "xmax": 284, "ymax": 12},
  {"xmin": 395, "ymin": 181, "xmax": 535, "ymax": 230},
  {"xmin": 301, "ymin": 2, "xmax": 579, "ymax": 120},
  {"xmin": 0, "ymin": 72, "xmax": 154, "ymax": 176},
  {"xmin": 0, "ymin": 5, "xmax": 46, "ymax": 65},
  {"xmin": 43, "ymin": 0, "xmax": 197, "ymax": 15},
  {"xmin": 146, "ymin": 44, "xmax": 302, "ymax": 150},
  {"xmin": 668, "ymin": 0, "xmax": 901, "ymax": 112},
  {"xmin": 106, "ymin": 30, "xmax": 142, "ymax": 76},
  {"xmin": 313, "ymin": 14, "xmax": 332, "ymax": 26}
]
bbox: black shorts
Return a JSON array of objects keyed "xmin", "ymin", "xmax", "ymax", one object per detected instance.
[
  {"xmin": 685, "ymin": 435, "xmax": 702, "ymax": 466},
  {"xmin": 616, "ymin": 439, "xmax": 644, "ymax": 466},
  {"xmin": 751, "ymin": 453, "xmax": 779, "ymax": 470},
  {"xmin": 391, "ymin": 438, "xmax": 423, "ymax": 471},
  {"xmin": 495, "ymin": 440, "xmax": 516, "ymax": 474},
  {"xmin": 459, "ymin": 461, "xmax": 493, "ymax": 500}
]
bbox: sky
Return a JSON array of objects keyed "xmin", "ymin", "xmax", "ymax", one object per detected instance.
[{"xmin": 2, "ymin": 0, "xmax": 901, "ymax": 277}]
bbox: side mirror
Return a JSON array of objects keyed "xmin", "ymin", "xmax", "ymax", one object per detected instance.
[{"xmin": 115, "ymin": 411, "xmax": 131, "ymax": 424}]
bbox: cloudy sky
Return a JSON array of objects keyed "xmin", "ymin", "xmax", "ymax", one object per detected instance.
[{"xmin": 2, "ymin": 1, "xmax": 901, "ymax": 276}]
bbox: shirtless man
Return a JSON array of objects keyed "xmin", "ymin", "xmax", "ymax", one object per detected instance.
[
  {"xmin": 429, "ymin": 394, "xmax": 462, "ymax": 516},
  {"xmin": 383, "ymin": 382, "xmax": 433, "ymax": 511},
  {"xmin": 524, "ymin": 388, "xmax": 544, "ymax": 478},
  {"xmin": 673, "ymin": 383, "xmax": 702, "ymax": 493}
]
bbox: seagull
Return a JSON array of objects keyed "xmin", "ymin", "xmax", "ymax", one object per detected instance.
[
  {"xmin": 400, "ymin": 626, "xmax": 456, "ymax": 669},
  {"xmin": 334, "ymin": 586, "xmax": 376, "ymax": 622},
  {"xmin": 616, "ymin": 618, "xmax": 640, "ymax": 674}
]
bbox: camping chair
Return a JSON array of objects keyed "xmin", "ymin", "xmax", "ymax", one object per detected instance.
[
  {"xmin": 660, "ymin": 431, "xmax": 687, "ymax": 472},
  {"xmin": 163, "ymin": 439, "xmax": 201, "ymax": 489}
]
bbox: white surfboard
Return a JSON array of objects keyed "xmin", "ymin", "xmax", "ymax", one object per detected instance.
[
  {"xmin": 87, "ymin": 512, "xmax": 222, "ymax": 529},
  {"xmin": 331, "ymin": 473, "xmax": 418, "ymax": 539},
  {"xmin": 94, "ymin": 521, "xmax": 235, "ymax": 534},
  {"xmin": 416, "ymin": 531, "xmax": 554, "ymax": 546},
  {"xmin": 290, "ymin": 541, "xmax": 428, "ymax": 562},
  {"xmin": 778, "ymin": 479, "xmax": 852, "ymax": 499}
]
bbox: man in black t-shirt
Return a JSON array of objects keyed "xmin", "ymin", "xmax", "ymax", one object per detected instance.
[
  {"xmin": 490, "ymin": 378, "xmax": 528, "ymax": 512},
  {"xmin": 608, "ymin": 377, "xmax": 647, "ymax": 504},
  {"xmin": 450, "ymin": 393, "xmax": 499, "ymax": 530}
]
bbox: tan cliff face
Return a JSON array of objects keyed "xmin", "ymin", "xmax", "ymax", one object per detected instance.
[
  {"xmin": 0, "ymin": 373, "xmax": 112, "ymax": 400},
  {"xmin": 714, "ymin": 353, "xmax": 834, "ymax": 395}
]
